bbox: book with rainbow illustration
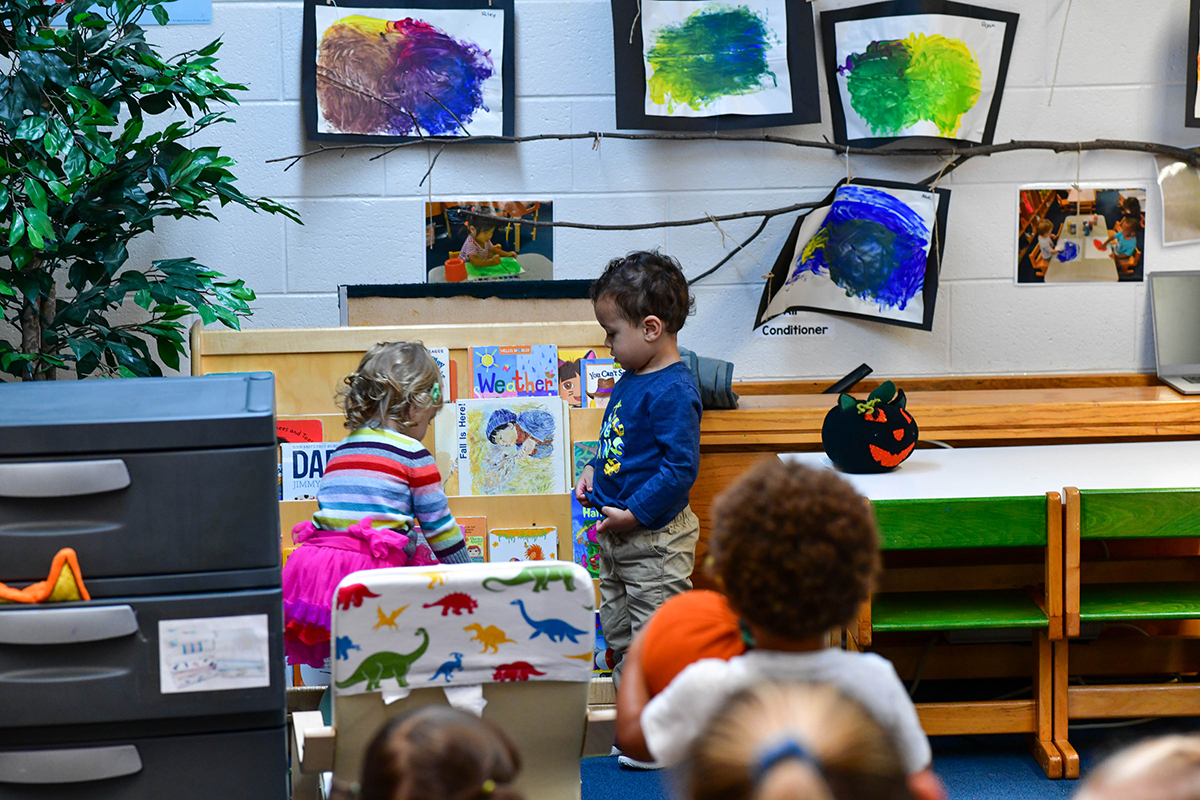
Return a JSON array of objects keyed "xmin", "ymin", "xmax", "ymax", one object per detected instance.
[
  {"xmin": 487, "ymin": 526, "xmax": 558, "ymax": 562},
  {"xmin": 470, "ymin": 345, "xmax": 558, "ymax": 398},
  {"xmin": 571, "ymin": 440, "xmax": 601, "ymax": 578}
]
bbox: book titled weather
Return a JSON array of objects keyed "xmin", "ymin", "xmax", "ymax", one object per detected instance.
[{"xmin": 470, "ymin": 345, "xmax": 559, "ymax": 398}]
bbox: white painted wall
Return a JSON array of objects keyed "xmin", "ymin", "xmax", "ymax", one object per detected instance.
[{"xmin": 137, "ymin": 0, "xmax": 1200, "ymax": 381}]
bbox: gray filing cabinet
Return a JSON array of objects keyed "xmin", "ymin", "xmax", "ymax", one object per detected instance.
[{"xmin": 0, "ymin": 373, "xmax": 286, "ymax": 799}]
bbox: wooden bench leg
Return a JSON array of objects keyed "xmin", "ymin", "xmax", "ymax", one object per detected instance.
[
  {"xmin": 1029, "ymin": 630, "xmax": 1063, "ymax": 778},
  {"xmin": 1052, "ymin": 638, "xmax": 1080, "ymax": 778}
]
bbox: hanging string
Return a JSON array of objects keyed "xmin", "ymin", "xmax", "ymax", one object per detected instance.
[
  {"xmin": 1074, "ymin": 143, "xmax": 1082, "ymax": 217},
  {"xmin": 629, "ymin": 0, "xmax": 641, "ymax": 44},
  {"xmin": 1048, "ymin": 0, "xmax": 1073, "ymax": 106},
  {"xmin": 844, "ymin": 146, "xmax": 852, "ymax": 184}
]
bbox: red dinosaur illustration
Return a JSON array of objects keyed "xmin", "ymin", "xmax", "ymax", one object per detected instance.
[
  {"xmin": 336, "ymin": 583, "xmax": 380, "ymax": 610},
  {"xmin": 492, "ymin": 661, "xmax": 546, "ymax": 682},
  {"xmin": 422, "ymin": 592, "xmax": 478, "ymax": 616}
]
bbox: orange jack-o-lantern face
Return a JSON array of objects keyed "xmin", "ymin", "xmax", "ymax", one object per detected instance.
[{"xmin": 821, "ymin": 381, "xmax": 919, "ymax": 474}]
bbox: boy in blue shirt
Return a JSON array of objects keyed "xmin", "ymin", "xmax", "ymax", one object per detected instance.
[{"xmin": 575, "ymin": 251, "xmax": 702, "ymax": 691}]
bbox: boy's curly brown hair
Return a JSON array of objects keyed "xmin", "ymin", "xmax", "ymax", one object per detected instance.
[{"xmin": 708, "ymin": 458, "xmax": 880, "ymax": 641}]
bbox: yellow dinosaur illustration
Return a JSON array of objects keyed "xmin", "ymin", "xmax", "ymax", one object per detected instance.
[
  {"xmin": 421, "ymin": 571, "xmax": 448, "ymax": 589},
  {"xmin": 463, "ymin": 623, "xmax": 517, "ymax": 654},
  {"xmin": 563, "ymin": 652, "xmax": 593, "ymax": 661},
  {"xmin": 374, "ymin": 604, "xmax": 408, "ymax": 630}
]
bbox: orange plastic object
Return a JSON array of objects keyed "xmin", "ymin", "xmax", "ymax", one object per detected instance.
[
  {"xmin": 0, "ymin": 548, "xmax": 90, "ymax": 603},
  {"xmin": 444, "ymin": 257, "xmax": 467, "ymax": 282}
]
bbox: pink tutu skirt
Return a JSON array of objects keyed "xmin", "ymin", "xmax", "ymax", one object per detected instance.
[{"xmin": 283, "ymin": 518, "xmax": 437, "ymax": 667}]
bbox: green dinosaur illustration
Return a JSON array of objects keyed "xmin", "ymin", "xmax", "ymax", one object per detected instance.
[
  {"xmin": 335, "ymin": 627, "xmax": 430, "ymax": 691},
  {"xmin": 483, "ymin": 565, "xmax": 577, "ymax": 593}
]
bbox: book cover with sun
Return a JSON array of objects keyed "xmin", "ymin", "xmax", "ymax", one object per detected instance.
[
  {"xmin": 487, "ymin": 526, "xmax": 558, "ymax": 562},
  {"xmin": 470, "ymin": 345, "xmax": 559, "ymax": 398}
]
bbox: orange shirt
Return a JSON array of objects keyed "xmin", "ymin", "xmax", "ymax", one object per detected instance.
[{"xmin": 640, "ymin": 590, "xmax": 747, "ymax": 698}]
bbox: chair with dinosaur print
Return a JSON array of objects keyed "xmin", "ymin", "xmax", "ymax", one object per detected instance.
[{"xmin": 291, "ymin": 560, "xmax": 593, "ymax": 800}]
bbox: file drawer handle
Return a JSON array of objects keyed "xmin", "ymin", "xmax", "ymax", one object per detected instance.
[
  {"xmin": 0, "ymin": 605, "xmax": 138, "ymax": 645},
  {"xmin": 0, "ymin": 745, "xmax": 142, "ymax": 784},
  {"xmin": 0, "ymin": 459, "xmax": 130, "ymax": 498}
]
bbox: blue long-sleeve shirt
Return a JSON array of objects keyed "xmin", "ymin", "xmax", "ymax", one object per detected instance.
[{"xmin": 587, "ymin": 362, "xmax": 701, "ymax": 530}]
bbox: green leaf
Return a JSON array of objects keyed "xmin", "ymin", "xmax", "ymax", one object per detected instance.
[
  {"xmin": 151, "ymin": 4, "xmax": 169, "ymax": 25},
  {"xmin": 63, "ymin": 146, "xmax": 86, "ymax": 181},
  {"xmin": 13, "ymin": 116, "xmax": 46, "ymax": 141},
  {"xmin": 47, "ymin": 180, "xmax": 70, "ymax": 203},
  {"xmin": 22, "ymin": 207, "xmax": 55, "ymax": 242},
  {"xmin": 197, "ymin": 39, "xmax": 222, "ymax": 57},
  {"xmin": 0, "ymin": 185, "xmax": 10, "ymax": 212},
  {"xmin": 9, "ymin": 209, "xmax": 25, "ymax": 247},
  {"xmin": 24, "ymin": 218, "xmax": 43, "ymax": 249},
  {"xmin": 0, "ymin": 280, "xmax": 15, "ymax": 297},
  {"xmin": 155, "ymin": 336, "xmax": 180, "ymax": 370},
  {"xmin": 134, "ymin": 289, "xmax": 153, "ymax": 309},
  {"xmin": 195, "ymin": 304, "xmax": 217, "ymax": 325},
  {"xmin": 23, "ymin": 178, "xmax": 46, "ymax": 213}
]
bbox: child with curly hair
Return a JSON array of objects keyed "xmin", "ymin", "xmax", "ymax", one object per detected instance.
[
  {"xmin": 330, "ymin": 706, "xmax": 523, "ymax": 800},
  {"xmin": 629, "ymin": 458, "xmax": 937, "ymax": 794},
  {"xmin": 685, "ymin": 682, "xmax": 944, "ymax": 800},
  {"xmin": 283, "ymin": 341, "xmax": 470, "ymax": 667}
]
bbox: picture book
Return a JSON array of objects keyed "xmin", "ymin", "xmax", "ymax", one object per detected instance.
[
  {"xmin": 276, "ymin": 419, "xmax": 324, "ymax": 443},
  {"xmin": 281, "ymin": 442, "xmax": 341, "ymax": 501},
  {"xmin": 470, "ymin": 345, "xmax": 558, "ymax": 398},
  {"xmin": 459, "ymin": 516, "xmax": 488, "ymax": 563},
  {"xmin": 557, "ymin": 348, "xmax": 598, "ymax": 407},
  {"xmin": 428, "ymin": 346, "xmax": 458, "ymax": 402},
  {"xmin": 455, "ymin": 397, "xmax": 568, "ymax": 496},
  {"xmin": 487, "ymin": 526, "xmax": 558, "ymax": 562},
  {"xmin": 584, "ymin": 358, "xmax": 625, "ymax": 408},
  {"xmin": 594, "ymin": 612, "xmax": 613, "ymax": 676},
  {"xmin": 571, "ymin": 440, "xmax": 601, "ymax": 577}
]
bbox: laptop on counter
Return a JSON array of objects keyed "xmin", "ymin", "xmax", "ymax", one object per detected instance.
[{"xmin": 1150, "ymin": 270, "xmax": 1200, "ymax": 395}]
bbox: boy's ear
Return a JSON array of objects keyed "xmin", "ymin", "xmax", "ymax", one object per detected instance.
[{"xmin": 642, "ymin": 315, "xmax": 664, "ymax": 341}]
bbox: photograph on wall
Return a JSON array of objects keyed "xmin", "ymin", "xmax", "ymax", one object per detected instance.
[
  {"xmin": 302, "ymin": 0, "xmax": 514, "ymax": 143},
  {"xmin": 426, "ymin": 199, "xmax": 553, "ymax": 283},
  {"xmin": 755, "ymin": 179, "xmax": 949, "ymax": 332},
  {"xmin": 455, "ymin": 397, "xmax": 568, "ymax": 496},
  {"xmin": 820, "ymin": 0, "xmax": 1018, "ymax": 148},
  {"xmin": 1187, "ymin": 0, "xmax": 1200, "ymax": 127},
  {"xmin": 610, "ymin": 0, "xmax": 820, "ymax": 130},
  {"xmin": 1156, "ymin": 156, "xmax": 1200, "ymax": 246},
  {"xmin": 1015, "ymin": 186, "xmax": 1146, "ymax": 284}
]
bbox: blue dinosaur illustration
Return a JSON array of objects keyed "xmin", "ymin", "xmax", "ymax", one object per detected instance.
[
  {"xmin": 511, "ymin": 599, "xmax": 588, "ymax": 643},
  {"xmin": 429, "ymin": 652, "xmax": 464, "ymax": 683},
  {"xmin": 335, "ymin": 635, "xmax": 361, "ymax": 661}
]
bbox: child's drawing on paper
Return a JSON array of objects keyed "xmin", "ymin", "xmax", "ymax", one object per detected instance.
[
  {"xmin": 488, "ymin": 527, "xmax": 557, "ymax": 562},
  {"xmin": 462, "ymin": 399, "xmax": 566, "ymax": 495}
]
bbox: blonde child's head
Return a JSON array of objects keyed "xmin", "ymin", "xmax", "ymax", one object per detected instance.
[
  {"xmin": 332, "ymin": 706, "xmax": 522, "ymax": 800},
  {"xmin": 340, "ymin": 342, "xmax": 443, "ymax": 432},
  {"xmin": 708, "ymin": 458, "xmax": 880, "ymax": 642},
  {"xmin": 1036, "ymin": 219, "xmax": 1053, "ymax": 237},
  {"xmin": 685, "ymin": 682, "xmax": 913, "ymax": 800},
  {"xmin": 1075, "ymin": 735, "xmax": 1200, "ymax": 800}
]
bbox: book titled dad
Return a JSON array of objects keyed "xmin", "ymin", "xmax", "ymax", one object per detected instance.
[{"xmin": 470, "ymin": 345, "xmax": 558, "ymax": 398}]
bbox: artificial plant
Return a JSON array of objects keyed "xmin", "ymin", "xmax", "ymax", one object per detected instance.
[{"xmin": 0, "ymin": 0, "xmax": 299, "ymax": 380}]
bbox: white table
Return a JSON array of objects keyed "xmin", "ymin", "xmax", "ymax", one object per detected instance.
[
  {"xmin": 780, "ymin": 440, "xmax": 1200, "ymax": 501},
  {"xmin": 1044, "ymin": 214, "xmax": 1118, "ymax": 282}
]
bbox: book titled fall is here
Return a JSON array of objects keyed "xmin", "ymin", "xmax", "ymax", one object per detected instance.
[{"xmin": 470, "ymin": 345, "xmax": 559, "ymax": 398}]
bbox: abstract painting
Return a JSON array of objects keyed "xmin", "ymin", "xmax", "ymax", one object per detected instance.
[
  {"xmin": 455, "ymin": 398, "xmax": 568, "ymax": 496},
  {"xmin": 1016, "ymin": 186, "xmax": 1146, "ymax": 284},
  {"xmin": 1188, "ymin": 0, "xmax": 1200, "ymax": 127},
  {"xmin": 820, "ymin": 0, "xmax": 1018, "ymax": 147},
  {"xmin": 611, "ymin": 0, "xmax": 819, "ymax": 130},
  {"xmin": 302, "ymin": 0, "xmax": 514, "ymax": 144},
  {"xmin": 756, "ymin": 179, "xmax": 950, "ymax": 331},
  {"xmin": 641, "ymin": 0, "xmax": 791, "ymax": 118}
]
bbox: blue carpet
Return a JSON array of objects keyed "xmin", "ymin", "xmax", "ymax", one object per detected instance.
[{"xmin": 582, "ymin": 719, "xmax": 1200, "ymax": 800}]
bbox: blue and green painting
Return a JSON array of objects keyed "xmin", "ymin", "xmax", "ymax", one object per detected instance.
[
  {"xmin": 787, "ymin": 185, "xmax": 931, "ymax": 312},
  {"xmin": 645, "ymin": 3, "xmax": 780, "ymax": 114},
  {"xmin": 837, "ymin": 33, "xmax": 981, "ymax": 138}
]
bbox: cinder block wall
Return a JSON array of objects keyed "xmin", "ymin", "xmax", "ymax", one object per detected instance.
[{"xmin": 137, "ymin": 0, "xmax": 1197, "ymax": 381}]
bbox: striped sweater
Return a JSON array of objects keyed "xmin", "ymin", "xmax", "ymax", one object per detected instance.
[{"xmin": 313, "ymin": 426, "xmax": 469, "ymax": 564}]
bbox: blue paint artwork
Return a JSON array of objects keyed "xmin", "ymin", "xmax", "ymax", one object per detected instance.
[
  {"xmin": 54, "ymin": 0, "xmax": 212, "ymax": 26},
  {"xmin": 787, "ymin": 185, "xmax": 931, "ymax": 311},
  {"xmin": 1057, "ymin": 241, "xmax": 1079, "ymax": 262}
]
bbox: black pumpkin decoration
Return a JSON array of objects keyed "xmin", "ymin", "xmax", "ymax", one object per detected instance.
[{"xmin": 821, "ymin": 381, "xmax": 919, "ymax": 474}]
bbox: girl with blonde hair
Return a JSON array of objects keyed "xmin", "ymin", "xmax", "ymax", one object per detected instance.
[
  {"xmin": 283, "ymin": 341, "xmax": 469, "ymax": 667},
  {"xmin": 1075, "ymin": 734, "xmax": 1200, "ymax": 800},
  {"xmin": 686, "ymin": 682, "xmax": 945, "ymax": 800}
]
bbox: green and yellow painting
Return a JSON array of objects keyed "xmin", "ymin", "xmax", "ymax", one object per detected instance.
[{"xmin": 838, "ymin": 33, "xmax": 981, "ymax": 138}]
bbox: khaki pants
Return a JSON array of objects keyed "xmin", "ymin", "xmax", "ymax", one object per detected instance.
[{"xmin": 597, "ymin": 506, "xmax": 699, "ymax": 688}]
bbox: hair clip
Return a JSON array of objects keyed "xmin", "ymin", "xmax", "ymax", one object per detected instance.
[
  {"xmin": 431, "ymin": 382, "xmax": 442, "ymax": 403},
  {"xmin": 752, "ymin": 738, "xmax": 820, "ymax": 783},
  {"xmin": 480, "ymin": 779, "xmax": 496, "ymax": 795}
]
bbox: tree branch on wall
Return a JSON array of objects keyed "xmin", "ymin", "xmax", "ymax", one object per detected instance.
[{"xmin": 269, "ymin": 133, "xmax": 1199, "ymax": 284}]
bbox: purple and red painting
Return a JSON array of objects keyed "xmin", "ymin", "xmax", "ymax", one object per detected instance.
[{"xmin": 305, "ymin": 1, "xmax": 512, "ymax": 142}]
